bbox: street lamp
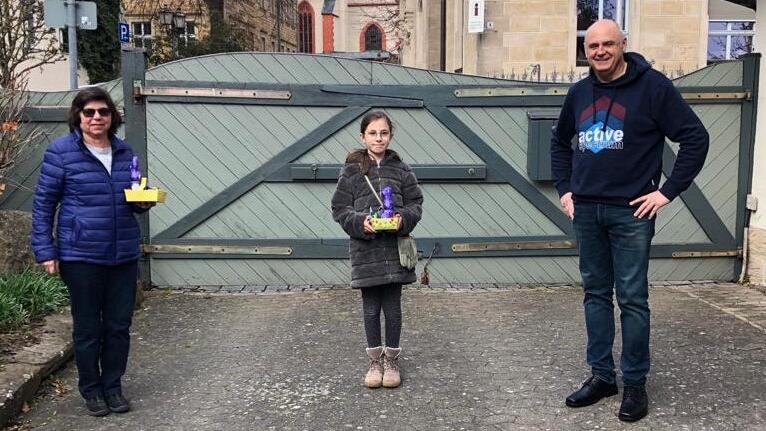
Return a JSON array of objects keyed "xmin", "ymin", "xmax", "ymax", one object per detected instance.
[
  {"xmin": 158, "ymin": 6, "xmax": 173, "ymax": 26},
  {"xmin": 158, "ymin": 5, "xmax": 186, "ymax": 59},
  {"xmin": 173, "ymin": 11, "xmax": 186, "ymax": 30}
]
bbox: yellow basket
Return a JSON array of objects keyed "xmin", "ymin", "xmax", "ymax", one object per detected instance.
[
  {"xmin": 370, "ymin": 217, "xmax": 398, "ymax": 231},
  {"xmin": 124, "ymin": 188, "xmax": 167, "ymax": 203},
  {"xmin": 124, "ymin": 177, "xmax": 167, "ymax": 203}
]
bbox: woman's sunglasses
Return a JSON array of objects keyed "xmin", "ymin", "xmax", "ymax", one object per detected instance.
[{"xmin": 81, "ymin": 108, "xmax": 112, "ymax": 118}]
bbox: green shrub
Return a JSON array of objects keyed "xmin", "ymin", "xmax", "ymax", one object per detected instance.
[
  {"xmin": 0, "ymin": 291, "xmax": 30, "ymax": 331},
  {"xmin": 0, "ymin": 267, "xmax": 68, "ymax": 332}
]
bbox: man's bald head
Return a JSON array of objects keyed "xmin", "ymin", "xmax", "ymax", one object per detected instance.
[
  {"xmin": 584, "ymin": 19, "xmax": 625, "ymax": 44},
  {"xmin": 583, "ymin": 19, "xmax": 628, "ymax": 82}
]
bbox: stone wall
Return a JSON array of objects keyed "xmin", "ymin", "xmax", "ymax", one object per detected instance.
[
  {"xmin": 746, "ymin": 226, "xmax": 766, "ymax": 286},
  {"xmin": 493, "ymin": 0, "xmax": 572, "ymax": 77},
  {"xmin": 225, "ymin": 0, "xmax": 298, "ymax": 52},
  {"xmin": 400, "ymin": 0, "xmax": 435, "ymax": 68},
  {"xmin": 633, "ymin": 0, "xmax": 707, "ymax": 75},
  {"xmin": 404, "ymin": 0, "xmax": 709, "ymax": 79},
  {"xmin": 0, "ymin": 210, "xmax": 35, "ymax": 274}
]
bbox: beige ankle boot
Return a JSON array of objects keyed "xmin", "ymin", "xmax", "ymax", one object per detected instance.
[
  {"xmin": 364, "ymin": 346, "xmax": 384, "ymax": 388},
  {"xmin": 382, "ymin": 347, "xmax": 402, "ymax": 388}
]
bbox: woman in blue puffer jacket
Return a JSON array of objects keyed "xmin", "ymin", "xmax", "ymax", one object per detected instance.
[{"xmin": 31, "ymin": 87, "xmax": 154, "ymax": 417}]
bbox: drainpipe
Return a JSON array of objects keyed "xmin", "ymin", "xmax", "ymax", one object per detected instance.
[{"xmin": 440, "ymin": 0, "xmax": 446, "ymax": 71}]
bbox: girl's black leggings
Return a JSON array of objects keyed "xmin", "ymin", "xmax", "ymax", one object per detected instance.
[{"xmin": 360, "ymin": 283, "xmax": 402, "ymax": 348}]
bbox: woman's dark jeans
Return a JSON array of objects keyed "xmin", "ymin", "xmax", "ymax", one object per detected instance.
[
  {"xmin": 59, "ymin": 261, "xmax": 137, "ymax": 399},
  {"xmin": 361, "ymin": 283, "xmax": 402, "ymax": 348},
  {"xmin": 573, "ymin": 203, "xmax": 655, "ymax": 386}
]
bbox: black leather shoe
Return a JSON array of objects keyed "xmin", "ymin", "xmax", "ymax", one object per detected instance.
[
  {"xmin": 565, "ymin": 375, "xmax": 619, "ymax": 407},
  {"xmin": 105, "ymin": 393, "xmax": 131, "ymax": 413},
  {"xmin": 618, "ymin": 385, "xmax": 648, "ymax": 422},
  {"xmin": 85, "ymin": 396, "xmax": 110, "ymax": 416}
]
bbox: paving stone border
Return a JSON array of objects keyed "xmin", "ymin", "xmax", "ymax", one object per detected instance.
[
  {"xmin": 153, "ymin": 279, "xmax": 721, "ymax": 294},
  {"xmin": 0, "ymin": 312, "xmax": 72, "ymax": 429},
  {"xmin": 0, "ymin": 284, "xmax": 148, "ymax": 429}
]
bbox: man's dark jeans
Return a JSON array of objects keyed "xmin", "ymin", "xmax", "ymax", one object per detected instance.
[
  {"xmin": 572, "ymin": 202, "xmax": 654, "ymax": 386},
  {"xmin": 59, "ymin": 261, "xmax": 137, "ymax": 399}
]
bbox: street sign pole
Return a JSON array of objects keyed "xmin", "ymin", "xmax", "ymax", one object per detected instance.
[
  {"xmin": 45, "ymin": 0, "xmax": 98, "ymax": 89},
  {"xmin": 66, "ymin": 1, "xmax": 78, "ymax": 89}
]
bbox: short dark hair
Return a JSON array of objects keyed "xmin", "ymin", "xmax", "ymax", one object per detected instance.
[{"xmin": 68, "ymin": 87, "xmax": 122, "ymax": 136}]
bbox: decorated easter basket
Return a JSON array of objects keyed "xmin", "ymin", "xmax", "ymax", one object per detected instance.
[
  {"xmin": 123, "ymin": 156, "xmax": 167, "ymax": 203},
  {"xmin": 370, "ymin": 216, "xmax": 399, "ymax": 231},
  {"xmin": 124, "ymin": 178, "xmax": 167, "ymax": 203}
]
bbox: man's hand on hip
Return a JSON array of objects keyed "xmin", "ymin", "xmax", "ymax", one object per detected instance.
[
  {"xmin": 630, "ymin": 191, "xmax": 670, "ymax": 219},
  {"xmin": 560, "ymin": 192, "xmax": 574, "ymax": 220}
]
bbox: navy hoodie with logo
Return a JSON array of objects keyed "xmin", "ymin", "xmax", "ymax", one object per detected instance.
[{"xmin": 550, "ymin": 52, "xmax": 709, "ymax": 206}]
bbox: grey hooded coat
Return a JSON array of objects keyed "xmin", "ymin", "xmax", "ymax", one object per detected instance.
[{"xmin": 331, "ymin": 152, "xmax": 424, "ymax": 288}]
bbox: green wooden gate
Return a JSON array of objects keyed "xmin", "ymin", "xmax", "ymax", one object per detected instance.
[{"xmin": 2, "ymin": 52, "xmax": 758, "ymax": 287}]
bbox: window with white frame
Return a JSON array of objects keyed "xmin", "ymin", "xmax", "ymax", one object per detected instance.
[
  {"xmin": 178, "ymin": 22, "xmax": 196, "ymax": 46},
  {"xmin": 132, "ymin": 21, "xmax": 152, "ymax": 52},
  {"xmin": 707, "ymin": 21, "xmax": 754, "ymax": 62},
  {"xmin": 576, "ymin": 0, "xmax": 628, "ymax": 66}
]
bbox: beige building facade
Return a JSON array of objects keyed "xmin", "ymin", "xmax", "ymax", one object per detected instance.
[
  {"xmin": 224, "ymin": 0, "xmax": 298, "ymax": 52},
  {"xmin": 19, "ymin": 27, "xmax": 89, "ymax": 92},
  {"xmin": 298, "ymin": 1, "xmax": 402, "ymax": 58},
  {"xmin": 401, "ymin": 0, "xmax": 756, "ymax": 80},
  {"xmin": 7, "ymin": 0, "xmax": 87, "ymax": 91},
  {"xmin": 122, "ymin": 0, "xmax": 211, "ymax": 57},
  {"xmin": 122, "ymin": 0, "xmax": 297, "ymax": 60}
]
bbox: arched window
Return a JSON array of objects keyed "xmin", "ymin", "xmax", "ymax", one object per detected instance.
[
  {"xmin": 298, "ymin": 2, "xmax": 314, "ymax": 53},
  {"xmin": 362, "ymin": 23, "xmax": 383, "ymax": 51}
]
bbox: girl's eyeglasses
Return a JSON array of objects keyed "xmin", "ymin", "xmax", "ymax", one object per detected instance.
[
  {"xmin": 82, "ymin": 108, "xmax": 111, "ymax": 118},
  {"xmin": 366, "ymin": 131, "xmax": 390, "ymax": 138}
]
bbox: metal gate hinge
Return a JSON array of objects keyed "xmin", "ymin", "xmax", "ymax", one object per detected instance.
[
  {"xmin": 135, "ymin": 86, "xmax": 292, "ymax": 100},
  {"xmin": 142, "ymin": 244, "xmax": 293, "ymax": 255},
  {"xmin": 671, "ymin": 249, "xmax": 741, "ymax": 258},
  {"xmin": 451, "ymin": 240, "xmax": 575, "ymax": 253},
  {"xmin": 133, "ymin": 80, "xmax": 145, "ymax": 104}
]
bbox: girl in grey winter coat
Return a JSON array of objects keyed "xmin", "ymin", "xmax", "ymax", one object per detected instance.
[{"xmin": 331, "ymin": 111, "xmax": 423, "ymax": 388}]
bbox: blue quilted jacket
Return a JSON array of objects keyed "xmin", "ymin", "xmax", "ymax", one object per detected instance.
[{"xmin": 31, "ymin": 129, "xmax": 147, "ymax": 265}]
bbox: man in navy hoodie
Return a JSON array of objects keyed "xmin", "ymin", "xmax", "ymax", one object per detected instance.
[{"xmin": 551, "ymin": 20, "xmax": 709, "ymax": 422}]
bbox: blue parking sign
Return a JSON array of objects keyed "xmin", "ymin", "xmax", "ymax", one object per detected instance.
[{"xmin": 118, "ymin": 22, "xmax": 130, "ymax": 43}]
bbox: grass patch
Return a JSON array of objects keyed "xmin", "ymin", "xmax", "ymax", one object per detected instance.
[{"xmin": 0, "ymin": 267, "xmax": 68, "ymax": 332}]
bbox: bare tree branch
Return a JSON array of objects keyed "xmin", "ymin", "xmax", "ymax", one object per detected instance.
[
  {"xmin": 359, "ymin": 1, "xmax": 403, "ymax": 59},
  {"xmin": 0, "ymin": 74, "xmax": 46, "ymax": 194},
  {"xmin": 0, "ymin": 0, "xmax": 64, "ymax": 89}
]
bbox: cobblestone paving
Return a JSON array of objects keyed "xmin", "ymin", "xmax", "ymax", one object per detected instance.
[{"xmin": 9, "ymin": 283, "xmax": 766, "ymax": 430}]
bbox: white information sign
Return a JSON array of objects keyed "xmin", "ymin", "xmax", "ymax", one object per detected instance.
[{"xmin": 468, "ymin": 0, "xmax": 485, "ymax": 34}]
